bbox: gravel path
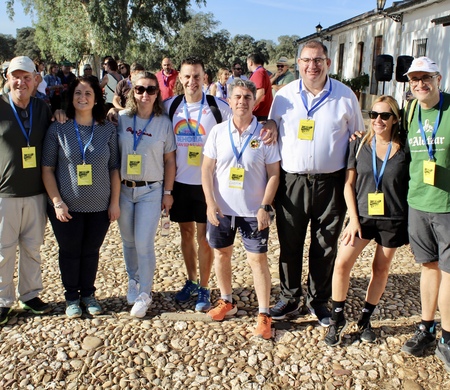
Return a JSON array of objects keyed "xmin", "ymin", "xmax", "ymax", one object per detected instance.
[{"xmin": 1, "ymin": 221, "xmax": 449, "ymax": 390}]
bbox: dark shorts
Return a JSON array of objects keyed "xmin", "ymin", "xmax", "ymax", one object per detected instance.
[
  {"xmin": 206, "ymin": 215, "xmax": 269, "ymax": 253},
  {"xmin": 170, "ymin": 181, "xmax": 207, "ymax": 223},
  {"xmin": 408, "ymin": 207, "xmax": 450, "ymax": 273},
  {"xmin": 358, "ymin": 216, "xmax": 409, "ymax": 248}
]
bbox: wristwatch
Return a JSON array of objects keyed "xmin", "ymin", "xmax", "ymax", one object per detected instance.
[
  {"xmin": 164, "ymin": 190, "xmax": 172, "ymax": 195},
  {"xmin": 259, "ymin": 204, "xmax": 273, "ymax": 212}
]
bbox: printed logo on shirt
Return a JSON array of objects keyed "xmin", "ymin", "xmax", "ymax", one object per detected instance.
[{"xmin": 126, "ymin": 127, "xmax": 152, "ymax": 137}]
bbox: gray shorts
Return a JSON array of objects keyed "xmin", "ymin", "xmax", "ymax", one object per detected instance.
[{"xmin": 408, "ymin": 207, "xmax": 450, "ymax": 273}]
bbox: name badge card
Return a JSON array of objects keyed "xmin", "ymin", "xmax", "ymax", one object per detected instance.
[
  {"xmin": 22, "ymin": 146, "xmax": 37, "ymax": 169},
  {"xmin": 368, "ymin": 193, "xmax": 384, "ymax": 215},
  {"xmin": 77, "ymin": 164, "xmax": 93, "ymax": 186},
  {"xmin": 127, "ymin": 154, "xmax": 142, "ymax": 175},
  {"xmin": 187, "ymin": 145, "xmax": 202, "ymax": 166},
  {"xmin": 298, "ymin": 119, "xmax": 315, "ymax": 140},
  {"xmin": 423, "ymin": 160, "xmax": 436, "ymax": 186},
  {"xmin": 229, "ymin": 167, "xmax": 245, "ymax": 189}
]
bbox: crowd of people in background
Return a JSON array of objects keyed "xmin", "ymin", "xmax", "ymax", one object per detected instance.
[{"xmin": 1, "ymin": 44, "xmax": 450, "ymax": 372}]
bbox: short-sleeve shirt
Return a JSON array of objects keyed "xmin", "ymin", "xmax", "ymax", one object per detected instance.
[
  {"xmin": 163, "ymin": 94, "xmax": 232, "ymax": 185},
  {"xmin": 203, "ymin": 117, "xmax": 280, "ymax": 217},
  {"xmin": 407, "ymin": 92, "xmax": 450, "ymax": 213},
  {"xmin": 0, "ymin": 95, "xmax": 52, "ymax": 197},
  {"xmin": 118, "ymin": 111, "xmax": 176, "ymax": 182},
  {"xmin": 249, "ymin": 66, "xmax": 273, "ymax": 117},
  {"xmin": 347, "ymin": 138, "xmax": 410, "ymax": 220},
  {"xmin": 42, "ymin": 120, "xmax": 120, "ymax": 212},
  {"xmin": 156, "ymin": 70, "xmax": 179, "ymax": 101}
]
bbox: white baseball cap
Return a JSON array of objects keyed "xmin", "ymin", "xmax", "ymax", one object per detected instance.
[
  {"xmin": 404, "ymin": 56, "xmax": 440, "ymax": 76},
  {"xmin": 7, "ymin": 56, "xmax": 36, "ymax": 74}
]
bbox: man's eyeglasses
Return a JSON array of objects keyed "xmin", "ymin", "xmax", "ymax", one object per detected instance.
[
  {"xmin": 84, "ymin": 68, "xmax": 92, "ymax": 71},
  {"xmin": 134, "ymin": 85, "xmax": 158, "ymax": 95},
  {"xmin": 368, "ymin": 111, "xmax": 394, "ymax": 120},
  {"xmin": 409, "ymin": 74, "xmax": 439, "ymax": 86},
  {"xmin": 234, "ymin": 67, "xmax": 242, "ymax": 71},
  {"xmin": 300, "ymin": 57, "xmax": 327, "ymax": 66},
  {"xmin": 277, "ymin": 65, "xmax": 286, "ymax": 68}
]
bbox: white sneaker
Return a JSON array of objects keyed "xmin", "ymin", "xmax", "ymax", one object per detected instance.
[
  {"xmin": 130, "ymin": 292, "xmax": 151, "ymax": 318},
  {"xmin": 127, "ymin": 279, "xmax": 139, "ymax": 305}
]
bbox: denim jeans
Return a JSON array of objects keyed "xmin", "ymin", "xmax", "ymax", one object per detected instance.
[
  {"xmin": 117, "ymin": 182, "xmax": 162, "ymax": 295},
  {"xmin": 47, "ymin": 205, "xmax": 110, "ymax": 301}
]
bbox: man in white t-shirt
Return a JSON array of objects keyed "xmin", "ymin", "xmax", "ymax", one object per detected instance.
[
  {"xmin": 202, "ymin": 78, "xmax": 280, "ymax": 339},
  {"xmin": 164, "ymin": 57, "xmax": 278, "ymax": 313}
]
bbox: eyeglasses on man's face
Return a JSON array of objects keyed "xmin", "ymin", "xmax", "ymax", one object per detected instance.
[
  {"xmin": 234, "ymin": 67, "xmax": 242, "ymax": 71},
  {"xmin": 134, "ymin": 85, "xmax": 158, "ymax": 95},
  {"xmin": 368, "ymin": 111, "xmax": 394, "ymax": 120},
  {"xmin": 277, "ymin": 65, "xmax": 287, "ymax": 68},
  {"xmin": 408, "ymin": 74, "xmax": 439, "ymax": 86},
  {"xmin": 300, "ymin": 57, "xmax": 327, "ymax": 66}
]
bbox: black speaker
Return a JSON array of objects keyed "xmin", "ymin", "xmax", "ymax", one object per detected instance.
[
  {"xmin": 375, "ymin": 54, "xmax": 393, "ymax": 82},
  {"xmin": 396, "ymin": 55, "xmax": 414, "ymax": 82}
]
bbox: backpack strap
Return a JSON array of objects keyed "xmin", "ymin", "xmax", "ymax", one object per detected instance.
[
  {"xmin": 169, "ymin": 94, "xmax": 223, "ymax": 124},
  {"xmin": 169, "ymin": 95, "xmax": 184, "ymax": 122},
  {"xmin": 402, "ymin": 98, "xmax": 418, "ymax": 133},
  {"xmin": 205, "ymin": 94, "xmax": 223, "ymax": 124}
]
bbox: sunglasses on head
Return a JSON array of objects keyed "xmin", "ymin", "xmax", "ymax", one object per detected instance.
[
  {"xmin": 368, "ymin": 111, "xmax": 394, "ymax": 120},
  {"xmin": 134, "ymin": 85, "xmax": 158, "ymax": 95}
]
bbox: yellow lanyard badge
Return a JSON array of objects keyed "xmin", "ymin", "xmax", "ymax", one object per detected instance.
[
  {"xmin": 127, "ymin": 154, "xmax": 142, "ymax": 175},
  {"xmin": 298, "ymin": 119, "xmax": 315, "ymax": 140},
  {"xmin": 368, "ymin": 192, "xmax": 384, "ymax": 215},
  {"xmin": 423, "ymin": 160, "xmax": 436, "ymax": 186},
  {"xmin": 77, "ymin": 164, "xmax": 93, "ymax": 186},
  {"xmin": 22, "ymin": 146, "xmax": 37, "ymax": 169},
  {"xmin": 187, "ymin": 145, "xmax": 202, "ymax": 166},
  {"xmin": 229, "ymin": 167, "xmax": 245, "ymax": 189}
]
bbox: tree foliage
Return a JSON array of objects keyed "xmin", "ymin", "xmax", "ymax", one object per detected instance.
[
  {"xmin": 275, "ymin": 35, "xmax": 300, "ymax": 59},
  {"xmin": 7, "ymin": 0, "xmax": 206, "ymax": 60},
  {"xmin": 0, "ymin": 34, "xmax": 17, "ymax": 62},
  {"xmin": 15, "ymin": 27, "xmax": 41, "ymax": 60}
]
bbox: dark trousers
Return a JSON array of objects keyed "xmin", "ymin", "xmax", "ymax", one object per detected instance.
[
  {"xmin": 47, "ymin": 205, "xmax": 110, "ymax": 301},
  {"xmin": 275, "ymin": 169, "xmax": 346, "ymax": 308}
]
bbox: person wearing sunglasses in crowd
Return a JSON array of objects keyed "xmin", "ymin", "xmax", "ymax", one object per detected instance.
[
  {"xmin": 82, "ymin": 64, "xmax": 99, "ymax": 84},
  {"xmin": 42, "ymin": 76, "xmax": 121, "ymax": 319},
  {"xmin": 226, "ymin": 62, "xmax": 248, "ymax": 85},
  {"xmin": 117, "ymin": 72, "xmax": 176, "ymax": 318},
  {"xmin": 119, "ymin": 63, "xmax": 130, "ymax": 79},
  {"xmin": 400, "ymin": 57, "xmax": 450, "ymax": 372},
  {"xmin": 324, "ymin": 95, "xmax": 409, "ymax": 346},
  {"xmin": 112, "ymin": 62, "xmax": 146, "ymax": 111},
  {"xmin": 270, "ymin": 56, "xmax": 295, "ymax": 97}
]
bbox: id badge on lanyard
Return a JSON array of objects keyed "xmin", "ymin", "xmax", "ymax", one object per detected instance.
[
  {"xmin": 127, "ymin": 154, "xmax": 142, "ymax": 175},
  {"xmin": 22, "ymin": 146, "xmax": 37, "ymax": 168}
]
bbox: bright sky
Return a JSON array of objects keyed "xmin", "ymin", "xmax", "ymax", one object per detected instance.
[{"xmin": 1, "ymin": 0, "xmax": 395, "ymax": 42}]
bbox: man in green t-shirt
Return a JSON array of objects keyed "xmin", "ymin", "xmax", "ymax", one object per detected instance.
[{"xmin": 401, "ymin": 57, "xmax": 450, "ymax": 372}]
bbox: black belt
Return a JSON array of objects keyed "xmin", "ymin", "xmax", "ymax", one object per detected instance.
[
  {"xmin": 291, "ymin": 168, "xmax": 345, "ymax": 180},
  {"xmin": 121, "ymin": 180, "xmax": 158, "ymax": 188}
]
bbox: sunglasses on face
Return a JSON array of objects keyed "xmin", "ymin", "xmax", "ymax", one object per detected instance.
[
  {"xmin": 368, "ymin": 111, "xmax": 394, "ymax": 120},
  {"xmin": 277, "ymin": 65, "xmax": 286, "ymax": 68},
  {"xmin": 134, "ymin": 85, "xmax": 158, "ymax": 95},
  {"xmin": 234, "ymin": 67, "xmax": 242, "ymax": 71}
]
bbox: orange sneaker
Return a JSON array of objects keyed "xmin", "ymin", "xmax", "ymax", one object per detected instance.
[
  {"xmin": 254, "ymin": 313, "xmax": 272, "ymax": 339},
  {"xmin": 207, "ymin": 299, "xmax": 237, "ymax": 321}
]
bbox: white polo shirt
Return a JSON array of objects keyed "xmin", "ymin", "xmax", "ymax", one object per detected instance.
[
  {"xmin": 164, "ymin": 95, "xmax": 232, "ymax": 185},
  {"xmin": 203, "ymin": 117, "xmax": 281, "ymax": 217},
  {"xmin": 269, "ymin": 77, "xmax": 364, "ymax": 174}
]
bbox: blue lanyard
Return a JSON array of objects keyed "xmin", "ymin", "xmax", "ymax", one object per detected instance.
[
  {"xmin": 182, "ymin": 93, "xmax": 205, "ymax": 136},
  {"xmin": 418, "ymin": 92, "xmax": 444, "ymax": 161},
  {"xmin": 300, "ymin": 78, "xmax": 333, "ymax": 118},
  {"xmin": 74, "ymin": 119, "xmax": 95, "ymax": 164},
  {"xmin": 132, "ymin": 113, "xmax": 154, "ymax": 153},
  {"xmin": 9, "ymin": 93, "xmax": 32, "ymax": 146},
  {"xmin": 372, "ymin": 137, "xmax": 392, "ymax": 192},
  {"xmin": 219, "ymin": 83, "xmax": 227, "ymax": 98},
  {"xmin": 228, "ymin": 120, "xmax": 258, "ymax": 166}
]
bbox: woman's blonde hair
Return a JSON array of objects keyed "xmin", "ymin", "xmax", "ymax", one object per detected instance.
[
  {"xmin": 361, "ymin": 95, "xmax": 401, "ymax": 147},
  {"xmin": 125, "ymin": 72, "xmax": 163, "ymax": 116},
  {"xmin": 216, "ymin": 67, "xmax": 229, "ymax": 83}
]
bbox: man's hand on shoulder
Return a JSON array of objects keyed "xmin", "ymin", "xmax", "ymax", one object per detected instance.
[{"xmin": 260, "ymin": 120, "xmax": 278, "ymax": 145}]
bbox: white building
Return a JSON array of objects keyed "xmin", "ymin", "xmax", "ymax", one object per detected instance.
[{"xmin": 296, "ymin": 0, "xmax": 450, "ymax": 110}]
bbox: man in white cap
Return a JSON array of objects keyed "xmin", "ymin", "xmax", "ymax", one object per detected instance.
[
  {"xmin": 400, "ymin": 56, "xmax": 450, "ymax": 371},
  {"xmin": 0, "ymin": 56, "xmax": 53, "ymax": 325},
  {"xmin": 270, "ymin": 56, "xmax": 295, "ymax": 96}
]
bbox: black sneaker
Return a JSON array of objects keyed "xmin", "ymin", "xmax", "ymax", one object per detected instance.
[
  {"xmin": 0, "ymin": 307, "xmax": 13, "ymax": 325},
  {"xmin": 308, "ymin": 305, "xmax": 331, "ymax": 327},
  {"xmin": 324, "ymin": 319, "xmax": 348, "ymax": 346},
  {"xmin": 401, "ymin": 324, "xmax": 436, "ymax": 357},
  {"xmin": 435, "ymin": 339, "xmax": 450, "ymax": 372},
  {"xmin": 269, "ymin": 300, "xmax": 301, "ymax": 320},
  {"xmin": 359, "ymin": 322, "xmax": 377, "ymax": 343},
  {"xmin": 19, "ymin": 297, "xmax": 52, "ymax": 314}
]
